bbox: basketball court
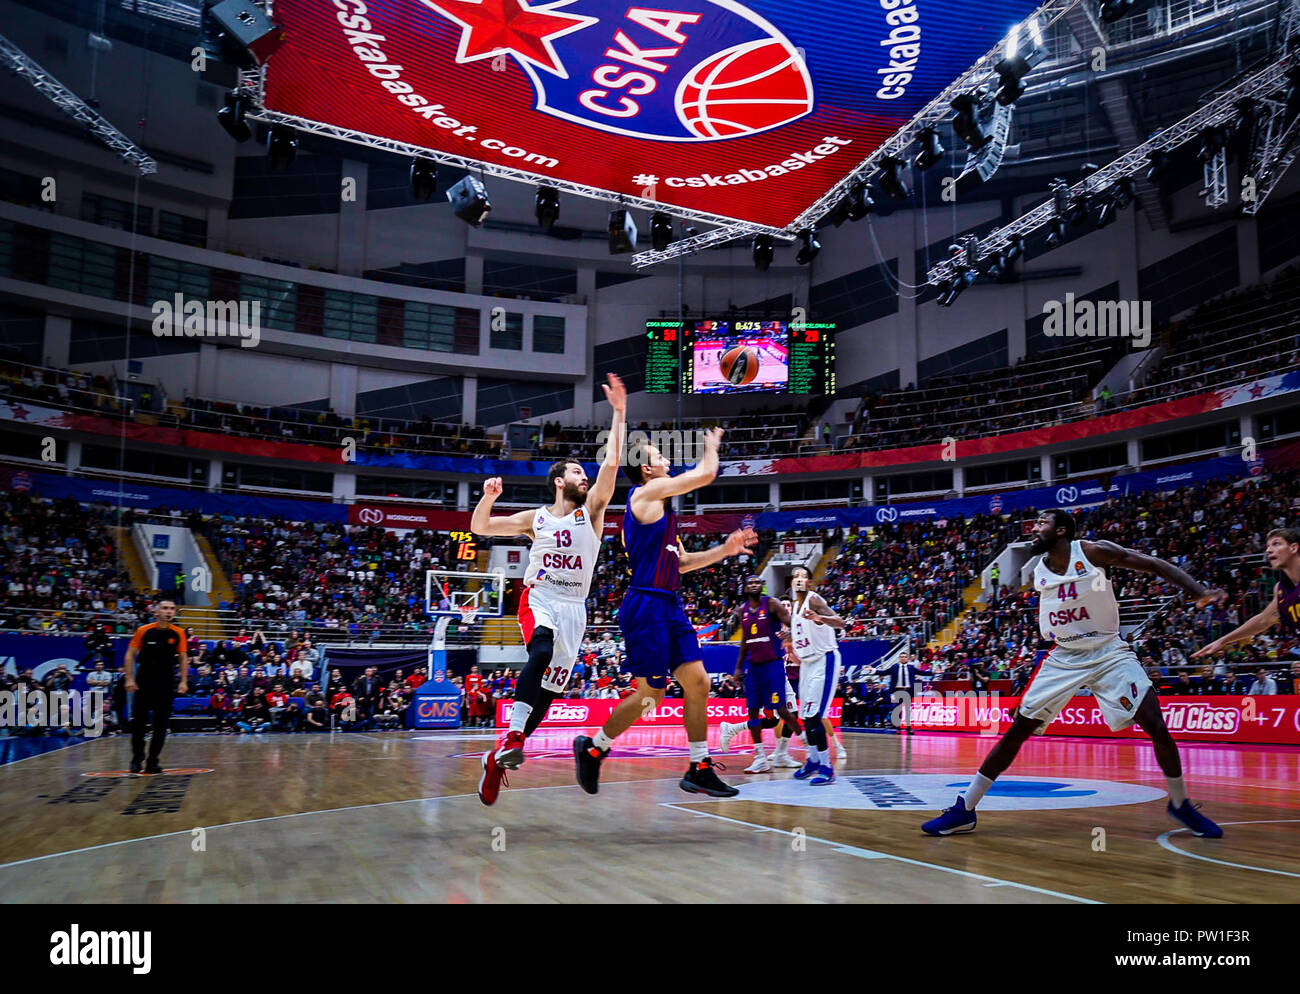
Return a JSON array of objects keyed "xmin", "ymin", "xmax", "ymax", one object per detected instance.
[{"xmin": 2, "ymin": 727, "xmax": 1294, "ymax": 903}]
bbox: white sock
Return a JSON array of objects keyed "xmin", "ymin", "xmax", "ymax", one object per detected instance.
[
  {"xmin": 961, "ymin": 772, "xmax": 995, "ymax": 810},
  {"xmin": 593, "ymin": 729, "xmax": 615, "ymax": 752},
  {"xmin": 753, "ymin": 741, "xmax": 767, "ymax": 758},
  {"xmin": 1166, "ymin": 776, "xmax": 1187, "ymax": 807},
  {"xmin": 508, "ymin": 702, "xmax": 532, "ymax": 735},
  {"xmin": 774, "ymin": 737, "xmax": 789, "ymax": 756},
  {"xmin": 689, "ymin": 740, "xmax": 709, "ymax": 762},
  {"xmin": 807, "ymin": 745, "xmax": 822, "ymax": 765}
]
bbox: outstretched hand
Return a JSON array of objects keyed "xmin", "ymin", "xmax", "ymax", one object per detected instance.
[
  {"xmin": 601, "ymin": 373, "xmax": 627, "ymax": 413},
  {"xmin": 724, "ymin": 527, "xmax": 758, "ymax": 557}
]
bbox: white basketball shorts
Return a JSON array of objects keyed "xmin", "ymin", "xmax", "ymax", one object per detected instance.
[
  {"xmin": 784, "ymin": 677, "xmax": 798, "ymax": 711},
  {"xmin": 518, "ymin": 586, "xmax": 587, "ymax": 693},
  {"xmin": 1018, "ymin": 636, "xmax": 1152, "ymax": 732},
  {"xmin": 797, "ymin": 648, "xmax": 841, "ymax": 719}
]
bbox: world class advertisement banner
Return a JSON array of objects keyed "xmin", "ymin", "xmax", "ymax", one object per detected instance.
[
  {"xmin": 498, "ymin": 696, "xmax": 842, "ymax": 729},
  {"xmin": 907, "ymin": 694, "xmax": 1300, "ymax": 746},
  {"xmin": 262, "ymin": 0, "xmax": 1044, "ymax": 228}
]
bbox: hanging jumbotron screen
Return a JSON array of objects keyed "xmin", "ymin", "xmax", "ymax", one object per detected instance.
[{"xmin": 261, "ymin": 0, "xmax": 1046, "ymax": 230}]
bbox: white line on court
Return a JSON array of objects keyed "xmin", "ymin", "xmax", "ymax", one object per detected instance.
[
  {"xmin": 0, "ymin": 736, "xmax": 100, "ymax": 770},
  {"xmin": 659, "ymin": 802, "xmax": 1103, "ymax": 904},
  {"xmin": 1156, "ymin": 819, "xmax": 1300, "ymax": 878}
]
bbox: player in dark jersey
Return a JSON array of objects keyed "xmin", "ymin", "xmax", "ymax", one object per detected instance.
[
  {"xmin": 574, "ymin": 428, "xmax": 757, "ymax": 797},
  {"xmin": 1194, "ymin": 527, "xmax": 1300, "ymax": 657},
  {"xmin": 123, "ymin": 599, "xmax": 189, "ymax": 775},
  {"xmin": 719, "ymin": 576, "xmax": 801, "ymax": 773}
]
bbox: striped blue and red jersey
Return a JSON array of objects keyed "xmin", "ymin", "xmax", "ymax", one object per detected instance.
[
  {"xmin": 740, "ymin": 595, "xmax": 782, "ymax": 664},
  {"xmin": 1278, "ymin": 574, "xmax": 1300, "ymax": 635},
  {"xmin": 623, "ymin": 488, "xmax": 682, "ymax": 593}
]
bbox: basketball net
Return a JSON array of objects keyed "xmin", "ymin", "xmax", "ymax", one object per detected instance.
[{"xmin": 457, "ymin": 605, "xmax": 477, "ymax": 627}]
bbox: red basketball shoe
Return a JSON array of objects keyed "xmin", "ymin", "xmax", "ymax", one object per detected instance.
[
  {"xmin": 494, "ymin": 730, "xmax": 526, "ymax": 770},
  {"xmin": 478, "ymin": 747, "xmax": 510, "ymax": 806}
]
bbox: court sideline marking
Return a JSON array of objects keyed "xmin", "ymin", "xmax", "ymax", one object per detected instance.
[
  {"xmin": 1156, "ymin": 819, "xmax": 1300, "ymax": 878},
  {"xmin": 660, "ymin": 802, "xmax": 1102, "ymax": 904}
]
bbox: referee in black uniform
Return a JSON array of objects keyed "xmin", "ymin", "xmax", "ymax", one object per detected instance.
[{"xmin": 124, "ymin": 599, "xmax": 189, "ymax": 775}]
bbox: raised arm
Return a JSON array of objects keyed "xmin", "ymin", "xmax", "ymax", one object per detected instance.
[
  {"xmin": 1193, "ymin": 587, "xmax": 1280, "ymax": 658},
  {"xmin": 679, "ymin": 527, "xmax": 758, "ymax": 574},
  {"xmin": 1082, "ymin": 540, "xmax": 1226, "ymax": 608},
  {"xmin": 470, "ymin": 477, "xmax": 535, "ymax": 538},
  {"xmin": 588, "ymin": 373, "xmax": 626, "ymax": 526}
]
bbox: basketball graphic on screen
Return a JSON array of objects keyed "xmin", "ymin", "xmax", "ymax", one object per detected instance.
[
  {"xmin": 720, "ymin": 346, "xmax": 760, "ymax": 385},
  {"xmin": 677, "ymin": 39, "xmax": 814, "ymax": 139}
]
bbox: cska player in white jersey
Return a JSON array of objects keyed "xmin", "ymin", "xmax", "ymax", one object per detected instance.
[
  {"xmin": 787, "ymin": 566, "xmax": 847, "ymax": 784},
  {"xmin": 923, "ymin": 509, "xmax": 1227, "ymax": 838},
  {"xmin": 470, "ymin": 373, "xmax": 626, "ymax": 805}
]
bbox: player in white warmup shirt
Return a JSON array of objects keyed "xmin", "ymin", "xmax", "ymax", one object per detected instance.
[
  {"xmin": 923, "ymin": 508, "xmax": 1227, "ymax": 838},
  {"xmin": 471, "ymin": 373, "xmax": 625, "ymax": 805},
  {"xmin": 787, "ymin": 566, "xmax": 847, "ymax": 784}
]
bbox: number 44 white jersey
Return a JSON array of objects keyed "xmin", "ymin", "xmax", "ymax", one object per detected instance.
[
  {"xmin": 1034, "ymin": 540, "xmax": 1120, "ymax": 655},
  {"xmin": 523, "ymin": 505, "xmax": 599, "ymax": 602}
]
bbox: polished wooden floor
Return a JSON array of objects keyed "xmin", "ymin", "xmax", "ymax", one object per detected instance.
[{"xmin": 0, "ymin": 726, "xmax": 1296, "ymax": 903}]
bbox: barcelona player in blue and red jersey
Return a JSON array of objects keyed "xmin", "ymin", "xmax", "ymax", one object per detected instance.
[
  {"xmin": 1195, "ymin": 527, "xmax": 1300, "ymax": 656},
  {"xmin": 574, "ymin": 427, "xmax": 757, "ymax": 798}
]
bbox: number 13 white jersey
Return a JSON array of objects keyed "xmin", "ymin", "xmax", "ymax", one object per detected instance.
[
  {"xmin": 1034, "ymin": 540, "xmax": 1120, "ymax": 655},
  {"xmin": 523, "ymin": 505, "xmax": 599, "ymax": 602}
]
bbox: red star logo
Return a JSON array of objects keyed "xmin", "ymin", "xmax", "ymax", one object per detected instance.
[
  {"xmin": 1248, "ymin": 382, "xmax": 1266, "ymax": 398},
  {"xmin": 735, "ymin": 462, "xmax": 750, "ymax": 474},
  {"xmin": 10, "ymin": 404, "xmax": 30, "ymax": 420},
  {"xmin": 421, "ymin": 0, "xmax": 596, "ymax": 78}
]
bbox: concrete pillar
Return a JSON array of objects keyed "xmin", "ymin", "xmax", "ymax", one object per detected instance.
[
  {"xmin": 1040, "ymin": 454, "xmax": 1053, "ymax": 481},
  {"xmin": 465, "ymin": 256, "xmax": 484, "ymax": 295},
  {"xmin": 769, "ymin": 481, "xmax": 780, "ymax": 509},
  {"xmin": 330, "ymin": 362, "xmax": 358, "ymax": 417},
  {"xmin": 43, "ymin": 314, "xmax": 72, "ymax": 368},
  {"xmin": 333, "ymin": 472, "xmax": 357, "ymax": 502},
  {"xmin": 207, "ymin": 457, "xmax": 222, "ymax": 492},
  {"xmin": 458, "ymin": 480, "xmax": 469, "ymax": 512},
  {"xmin": 336, "ymin": 160, "xmax": 369, "ymax": 277},
  {"xmin": 1126, "ymin": 438, "xmax": 1140, "ymax": 468},
  {"xmin": 64, "ymin": 438, "xmax": 81, "ymax": 476},
  {"xmin": 196, "ymin": 344, "xmax": 219, "ymax": 399},
  {"xmin": 952, "ymin": 464, "xmax": 965, "ymax": 496},
  {"xmin": 462, "ymin": 375, "xmax": 477, "ymax": 424}
]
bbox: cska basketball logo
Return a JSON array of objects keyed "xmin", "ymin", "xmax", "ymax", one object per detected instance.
[{"xmin": 418, "ymin": 0, "xmax": 814, "ymax": 141}]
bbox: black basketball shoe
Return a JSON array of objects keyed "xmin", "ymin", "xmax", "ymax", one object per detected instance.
[
  {"xmin": 573, "ymin": 735, "xmax": 607, "ymax": 795},
  {"xmin": 680, "ymin": 757, "xmax": 739, "ymax": 797}
]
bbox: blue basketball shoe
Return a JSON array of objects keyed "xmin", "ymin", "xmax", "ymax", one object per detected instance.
[
  {"xmin": 921, "ymin": 795, "xmax": 977, "ymax": 836},
  {"xmin": 809, "ymin": 764, "xmax": 836, "ymax": 785},
  {"xmin": 1167, "ymin": 799, "xmax": 1223, "ymax": 838},
  {"xmin": 793, "ymin": 758, "xmax": 819, "ymax": 780}
]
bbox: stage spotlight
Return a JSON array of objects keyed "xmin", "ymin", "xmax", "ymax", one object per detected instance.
[
  {"xmin": 1233, "ymin": 97, "xmax": 1259, "ymax": 136},
  {"xmin": 845, "ymin": 181, "xmax": 874, "ymax": 220},
  {"xmin": 650, "ymin": 211, "xmax": 674, "ymax": 251},
  {"xmin": 937, "ymin": 278, "xmax": 965, "ymax": 307},
  {"xmin": 1113, "ymin": 176, "xmax": 1137, "ymax": 208},
  {"xmin": 447, "ymin": 175, "xmax": 491, "ymax": 226},
  {"xmin": 877, "ymin": 156, "xmax": 910, "ymax": 201},
  {"xmin": 216, "ymin": 91, "xmax": 251, "ymax": 142},
  {"xmin": 535, "ymin": 186, "xmax": 559, "ymax": 229},
  {"xmin": 950, "ymin": 93, "xmax": 990, "ymax": 150},
  {"xmin": 795, "ymin": 228, "xmax": 821, "ymax": 265},
  {"xmin": 828, "ymin": 196, "xmax": 851, "ymax": 227},
  {"xmin": 1197, "ymin": 124, "xmax": 1229, "ymax": 163},
  {"xmin": 1098, "ymin": 0, "xmax": 1135, "ymax": 24},
  {"xmin": 1079, "ymin": 162, "xmax": 1101, "ymax": 181},
  {"xmin": 1004, "ymin": 236, "xmax": 1026, "ymax": 262},
  {"xmin": 913, "ymin": 127, "xmax": 944, "ymax": 171},
  {"xmin": 752, "ymin": 234, "xmax": 774, "ymax": 272},
  {"xmin": 267, "ymin": 125, "xmax": 297, "ymax": 171},
  {"xmin": 1094, "ymin": 194, "xmax": 1118, "ymax": 228},
  {"xmin": 1044, "ymin": 217, "xmax": 1068, "ymax": 248},
  {"xmin": 1146, "ymin": 149, "xmax": 1168, "ymax": 182},
  {"xmin": 410, "ymin": 159, "xmax": 438, "ymax": 201},
  {"xmin": 995, "ymin": 55, "xmax": 1030, "ymax": 106},
  {"xmin": 608, "ymin": 208, "xmax": 638, "ymax": 253}
]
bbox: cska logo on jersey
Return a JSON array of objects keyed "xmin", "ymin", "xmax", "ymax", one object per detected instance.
[
  {"xmin": 419, "ymin": 0, "xmax": 814, "ymax": 142},
  {"xmin": 573, "ymin": 508, "xmax": 585, "ymax": 523},
  {"xmin": 1074, "ymin": 561, "xmax": 1086, "ymax": 576}
]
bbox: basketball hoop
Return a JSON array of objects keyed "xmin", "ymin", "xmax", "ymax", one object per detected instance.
[{"xmin": 457, "ymin": 605, "xmax": 478, "ymax": 627}]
